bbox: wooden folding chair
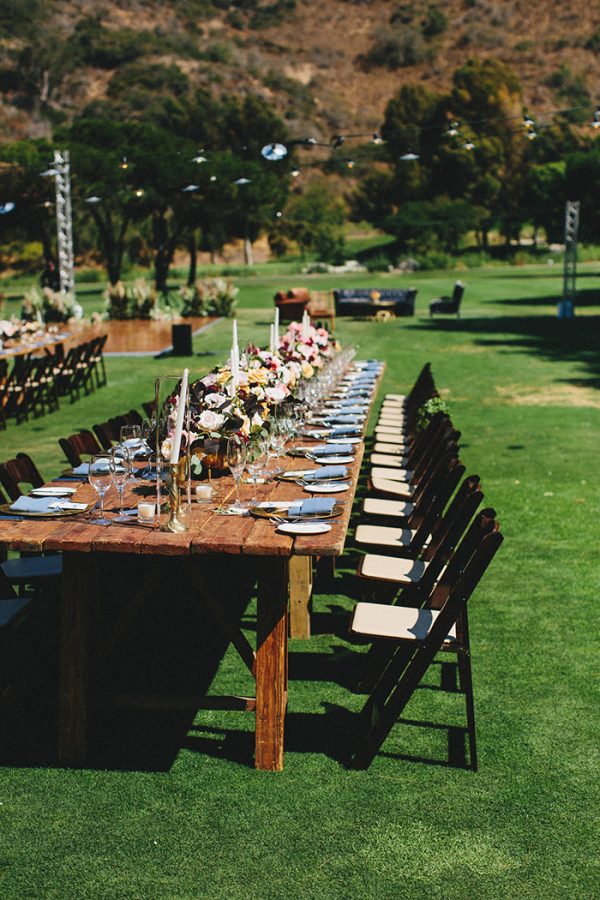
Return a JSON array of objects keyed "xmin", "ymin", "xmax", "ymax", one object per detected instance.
[
  {"xmin": 58, "ymin": 430, "xmax": 102, "ymax": 467},
  {"xmin": 347, "ymin": 518, "xmax": 503, "ymax": 769},
  {"xmin": 356, "ymin": 471, "xmax": 480, "ymax": 559},
  {"xmin": 0, "ymin": 457, "xmax": 62, "ymax": 589}
]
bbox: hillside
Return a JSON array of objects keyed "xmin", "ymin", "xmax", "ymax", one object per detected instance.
[{"xmin": 1, "ymin": 0, "xmax": 600, "ymax": 145}]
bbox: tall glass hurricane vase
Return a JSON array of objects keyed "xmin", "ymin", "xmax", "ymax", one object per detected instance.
[{"xmin": 155, "ymin": 375, "xmax": 191, "ymax": 532}]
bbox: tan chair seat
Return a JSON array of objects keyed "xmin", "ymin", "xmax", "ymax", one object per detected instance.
[
  {"xmin": 355, "ymin": 523, "xmax": 415, "ymax": 547},
  {"xmin": 370, "ymin": 476, "xmax": 415, "ymax": 499},
  {"xmin": 370, "ymin": 454, "xmax": 412, "ymax": 473},
  {"xmin": 385, "ymin": 393, "xmax": 407, "ymax": 402},
  {"xmin": 359, "ymin": 553, "xmax": 426, "ymax": 583},
  {"xmin": 362, "ymin": 497, "xmax": 415, "ymax": 518},
  {"xmin": 378, "ymin": 415, "xmax": 406, "ymax": 425},
  {"xmin": 373, "ymin": 442, "xmax": 409, "ymax": 456},
  {"xmin": 375, "ymin": 432, "xmax": 406, "ymax": 443},
  {"xmin": 370, "ymin": 467, "xmax": 414, "ymax": 483},
  {"xmin": 350, "ymin": 602, "xmax": 456, "ymax": 643},
  {"xmin": 355, "ymin": 523, "xmax": 432, "ymax": 550}
]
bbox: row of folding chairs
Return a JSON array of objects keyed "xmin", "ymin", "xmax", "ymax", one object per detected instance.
[
  {"xmin": 58, "ymin": 408, "xmax": 144, "ymax": 467},
  {"xmin": 341, "ymin": 365, "xmax": 503, "ymax": 770},
  {"xmin": 0, "ymin": 335, "xmax": 108, "ymax": 429}
]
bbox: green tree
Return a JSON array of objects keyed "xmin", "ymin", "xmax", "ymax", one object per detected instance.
[{"xmin": 282, "ymin": 182, "xmax": 346, "ymax": 260}]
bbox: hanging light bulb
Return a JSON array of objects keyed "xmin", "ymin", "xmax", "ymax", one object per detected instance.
[
  {"xmin": 134, "ymin": 188, "xmax": 144, "ymax": 197},
  {"xmin": 331, "ymin": 134, "xmax": 345, "ymax": 148},
  {"xmin": 261, "ymin": 143, "xmax": 288, "ymax": 161},
  {"xmin": 590, "ymin": 108, "xmax": 600, "ymax": 129},
  {"xmin": 463, "ymin": 141, "xmax": 475, "ymax": 151},
  {"xmin": 446, "ymin": 121, "xmax": 460, "ymax": 137},
  {"xmin": 192, "ymin": 154, "xmax": 208, "ymax": 164},
  {"xmin": 371, "ymin": 133, "xmax": 384, "ymax": 145},
  {"xmin": 120, "ymin": 157, "xmax": 129, "ymax": 170},
  {"xmin": 400, "ymin": 152, "xmax": 419, "ymax": 161},
  {"xmin": 209, "ymin": 175, "xmax": 217, "ymax": 182},
  {"xmin": 523, "ymin": 114, "xmax": 535, "ymax": 131},
  {"xmin": 290, "ymin": 168, "xmax": 301, "ymax": 178},
  {"xmin": 527, "ymin": 130, "xmax": 537, "ymax": 141}
]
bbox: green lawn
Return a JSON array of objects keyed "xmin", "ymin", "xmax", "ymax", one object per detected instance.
[{"xmin": 1, "ymin": 266, "xmax": 599, "ymax": 898}]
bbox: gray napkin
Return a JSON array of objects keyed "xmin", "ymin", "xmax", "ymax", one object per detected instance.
[
  {"xmin": 11, "ymin": 495, "xmax": 59, "ymax": 514},
  {"xmin": 289, "ymin": 498, "xmax": 336, "ymax": 517},
  {"xmin": 311, "ymin": 443, "xmax": 353, "ymax": 456},
  {"xmin": 303, "ymin": 465, "xmax": 347, "ymax": 481}
]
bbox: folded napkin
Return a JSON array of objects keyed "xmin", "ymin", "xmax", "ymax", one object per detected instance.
[
  {"xmin": 289, "ymin": 498, "xmax": 336, "ymax": 517},
  {"xmin": 332, "ymin": 426, "xmax": 360, "ymax": 436},
  {"xmin": 303, "ymin": 465, "xmax": 347, "ymax": 481},
  {"xmin": 72, "ymin": 460, "xmax": 111, "ymax": 476},
  {"xmin": 310, "ymin": 443, "xmax": 353, "ymax": 456},
  {"xmin": 325, "ymin": 415, "xmax": 360, "ymax": 425},
  {"xmin": 11, "ymin": 495, "xmax": 61, "ymax": 514},
  {"xmin": 340, "ymin": 400, "xmax": 368, "ymax": 408}
]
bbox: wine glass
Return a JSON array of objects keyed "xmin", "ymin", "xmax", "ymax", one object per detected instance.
[
  {"xmin": 245, "ymin": 441, "xmax": 268, "ymax": 504},
  {"xmin": 120, "ymin": 424, "xmax": 142, "ymax": 481},
  {"xmin": 88, "ymin": 454, "xmax": 113, "ymax": 524},
  {"xmin": 110, "ymin": 447, "xmax": 131, "ymax": 522},
  {"xmin": 226, "ymin": 434, "xmax": 247, "ymax": 510}
]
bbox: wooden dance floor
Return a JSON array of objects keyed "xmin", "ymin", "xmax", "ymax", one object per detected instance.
[{"xmin": 66, "ymin": 316, "xmax": 218, "ymax": 356}]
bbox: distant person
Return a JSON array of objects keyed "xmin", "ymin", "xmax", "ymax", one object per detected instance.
[{"xmin": 41, "ymin": 260, "xmax": 60, "ymax": 292}]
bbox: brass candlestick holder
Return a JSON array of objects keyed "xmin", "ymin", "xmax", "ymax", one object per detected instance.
[{"xmin": 163, "ymin": 457, "xmax": 189, "ymax": 533}]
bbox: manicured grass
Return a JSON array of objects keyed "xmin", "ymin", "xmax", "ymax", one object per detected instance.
[{"xmin": 1, "ymin": 266, "xmax": 599, "ymax": 898}]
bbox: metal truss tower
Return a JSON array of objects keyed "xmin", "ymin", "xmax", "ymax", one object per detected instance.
[
  {"xmin": 52, "ymin": 150, "xmax": 75, "ymax": 296},
  {"xmin": 560, "ymin": 200, "xmax": 580, "ymax": 318}
]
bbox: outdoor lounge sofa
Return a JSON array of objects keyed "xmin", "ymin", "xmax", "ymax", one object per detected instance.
[{"xmin": 333, "ymin": 287, "xmax": 417, "ymax": 317}]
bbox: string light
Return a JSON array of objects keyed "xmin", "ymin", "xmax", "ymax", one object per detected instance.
[
  {"xmin": 119, "ymin": 157, "xmax": 129, "ymax": 170},
  {"xmin": 446, "ymin": 121, "xmax": 460, "ymax": 137},
  {"xmin": 591, "ymin": 108, "xmax": 600, "ymax": 129}
]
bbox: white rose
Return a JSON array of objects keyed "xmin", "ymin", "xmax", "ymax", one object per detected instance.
[
  {"xmin": 204, "ymin": 392, "xmax": 227, "ymax": 408},
  {"xmin": 199, "ymin": 410, "xmax": 225, "ymax": 431},
  {"xmin": 265, "ymin": 385, "xmax": 288, "ymax": 403},
  {"xmin": 251, "ymin": 412, "xmax": 264, "ymax": 429},
  {"xmin": 161, "ymin": 437, "xmax": 173, "ymax": 460}
]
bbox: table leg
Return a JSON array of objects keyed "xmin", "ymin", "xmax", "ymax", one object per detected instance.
[
  {"xmin": 58, "ymin": 552, "xmax": 93, "ymax": 767},
  {"xmin": 255, "ymin": 556, "xmax": 288, "ymax": 771},
  {"xmin": 289, "ymin": 555, "xmax": 313, "ymax": 640}
]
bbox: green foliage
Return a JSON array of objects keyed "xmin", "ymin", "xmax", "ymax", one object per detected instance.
[
  {"xmin": 179, "ymin": 277, "xmax": 238, "ymax": 317},
  {"xmin": 415, "ymin": 395, "xmax": 450, "ymax": 432},
  {"xmin": 543, "ymin": 65, "xmax": 591, "ymax": 123},
  {"xmin": 421, "ymin": 4, "xmax": 448, "ymax": 36},
  {"xmin": 0, "ymin": 0, "xmax": 44, "ymax": 37},
  {"xmin": 107, "ymin": 62, "xmax": 189, "ymax": 100},
  {"xmin": 584, "ymin": 27, "xmax": 600, "ymax": 53},
  {"xmin": 366, "ymin": 23, "xmax": 431, "ymax": 69},
  {"xmin": 73, "ymin": 18, "xmax": 150, "ymax": 68},
  {"xmin": 248, "ymin": 0, "xmax": 297, "ymax": 29},
  {"xmin": 282, "ymin": 181, "xmax": 346, "ymax": 258}
]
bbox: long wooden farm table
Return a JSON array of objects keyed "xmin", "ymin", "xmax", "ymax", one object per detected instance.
[{"xmin": 0, "ymin": 372, "xmax": 382, "ymax": 771}]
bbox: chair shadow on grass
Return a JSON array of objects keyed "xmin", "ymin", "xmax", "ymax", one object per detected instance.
[{"xmin": 408, "ymin": 312, "xmax": 600, "ymax": 382}]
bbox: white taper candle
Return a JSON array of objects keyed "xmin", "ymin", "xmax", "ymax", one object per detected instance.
[{"xmin": 170, "ymin": 367, "xmax": 189, "ymax": 464}]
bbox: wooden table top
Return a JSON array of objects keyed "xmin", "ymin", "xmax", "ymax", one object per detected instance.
[
  {"xmin": 0, "ymin": 365, "xmax": 382, "ymax": 560},
  {"xmin": 0, "ymin": 441, "xmax": 364, "ymax": 559}
]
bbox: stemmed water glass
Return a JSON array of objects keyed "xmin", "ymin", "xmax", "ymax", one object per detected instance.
[
  {"xmin": 88, "ymin": 454, "xmax": 113, "ymax": 524},
  {"xmin": 226, "ymin": 434, "xmax": 247, "ymax": 510},
  {"xmin": 120, "ymin": 424, "xmax": 142, "ymax": 482},
  {"xmin": 245, "ymin": 441, "xmax": 268, "ymax": 504},
  {"xmin": 110, "ymin": 447, "xmax": 132, "ymax": 522}
]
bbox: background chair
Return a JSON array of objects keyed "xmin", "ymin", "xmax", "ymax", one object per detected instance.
[{"xmin": 429, "ymin": 281, "xmax": 465, "ymax": 318}]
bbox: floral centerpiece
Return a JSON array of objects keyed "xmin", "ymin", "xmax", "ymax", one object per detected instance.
[
  {"xmin": 156, "ymin": 320, "xmax": 340, "ymax": 475},
  {"xmin": 21, "ymin": 287, "xmax": 80, "ymax": 323},
  {"xmin": 277, "ymin": 321, "xmax": 339, "ymax": 379},
  {"xmin": 179, "ymin": 277, "xmax": 238, "ymax": 318}
]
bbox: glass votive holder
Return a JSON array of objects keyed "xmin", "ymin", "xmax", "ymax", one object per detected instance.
[
  {"xmin": 195, "ymin": 483, "xmax": 214, "ymax": 504},
  {"xmin": 137, "ymin": 501, "xmax": 156, "ymax": 525}
]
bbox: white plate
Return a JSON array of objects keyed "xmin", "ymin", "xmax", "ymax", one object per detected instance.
[
  {"xmin": 312, "ymin": 455, "xmax": 354, "ymax": 464},
  {"xmin": 326, "ymin": 436, "xmax": 361, "ymax": 445},
  {"xmin": 277, "ymin": 522, "xmax": 332, "ymax": 535},
  {"xmin": 303, "ymin": 483, "xmax": 350, "ymax": 493},
  {"xmin": 30, "ymin": 487, "xmax": 77, "ymax": 497}
]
